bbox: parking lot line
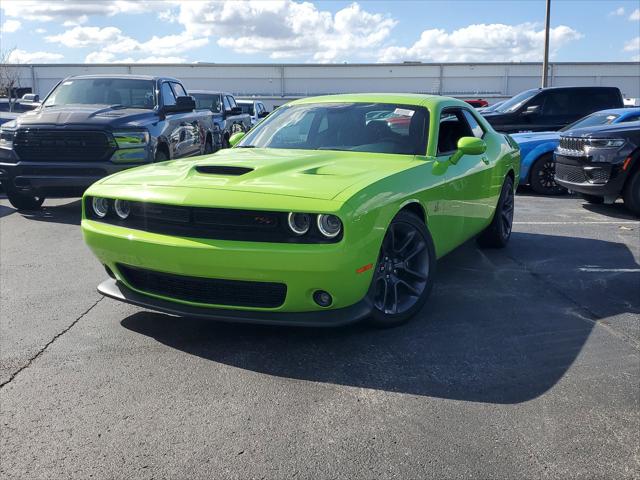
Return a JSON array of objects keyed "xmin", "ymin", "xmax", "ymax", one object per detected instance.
[{"xmin": 514, "ymin": 221, "xmax": 639, "ymax": 225}]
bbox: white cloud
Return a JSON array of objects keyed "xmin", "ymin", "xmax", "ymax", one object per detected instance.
[
  {"xmin": 630, "ymin": 9, "xmax": 640, "ymax": 21},
  {"xmin": 378, "ymin": 23, "xmax": 583, "ymax": 63},
  {"xmin": 46, "ymin": 26, "xmax": 124, "ymax": 47},
  {"xmin": 609, "ymin": 7, "xmax": 625, "ymax": 16},
  {"xmin": 35, "ymin": 28, "xmax": 47, "ymax": 34},
  {"xmin": 177, "ymin": 0, "xmax": 396, "ymax": 62},
  {"xmin": 623, "ymin": 36, "xmax": 640, "ymax": 52},
  {"xmin": 1, "ymin": 19, "xmax": 21, "ymax": 33},
  {"xmin": 6, "ymin": 49, "xmax": 64, "ymax": 63},
  {"xmin": 84, "ymin": 51, "xmax": 186, "ymax": 63}
]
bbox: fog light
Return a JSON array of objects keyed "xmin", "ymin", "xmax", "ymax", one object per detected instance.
[
  {"xmin": 313, "ymin": 290, "xmax": 332, "ymax": 307},
  {"xmin": 92, "ymin": 197, "xmax": 109, "ymax": 218},
  {"xmin": 288, "ymin": 212, "xmax": 311, "ymax": 235},
  {"xmin": 114, "ymin": 199, "xmax": 130, "ymax": 219},
  {"xmin": 317, "ymin": 214, "xmax": 342, "ymax": 238}
]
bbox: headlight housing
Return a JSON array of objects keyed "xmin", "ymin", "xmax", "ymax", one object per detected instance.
[
  {"xmin": 113, "ymin": 130, "xmax": 150, "ymax": 149},
  {"xmin": 585, "ymin": 138, "xmax": 625, "ymax": 149},
  {"xmin": 0, "ymin": 122, "xmax": 17, "ymax": 150},
  {"xmin": 91, "ymin": 197, "xmax": 110, "ymax": 218},
  {"xmin": 287, "ymin": 212, "xmax": 311, "ymax": 235},
  {"xmin": 317, "ymin": 214, "xmax": 342, "ymax": 238}
]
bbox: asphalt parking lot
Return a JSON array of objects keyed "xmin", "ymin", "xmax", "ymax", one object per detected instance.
[{"xmin": 1, "ymin": 193, "xmax": 638, "ymax": 479}]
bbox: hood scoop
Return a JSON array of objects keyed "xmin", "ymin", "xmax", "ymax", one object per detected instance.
[{"xmin": 195, "ymin": 165, "xmax": 254, "ymax": 176}]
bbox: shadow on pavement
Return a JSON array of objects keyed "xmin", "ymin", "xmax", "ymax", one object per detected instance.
[
  {"xmin": 17, "ymin": 199, "xmax": 82, "ymax": 226},
  {"xmin": 0, "ymin": 204, "xmax": 16, "ymax": 218},
  {"xmin": 582, "ymin": 201, "xmax": 638, "ymax": 221},
  {"xmin": 120, "ymin": 232, "xmax": 639, "ymax": 404}
]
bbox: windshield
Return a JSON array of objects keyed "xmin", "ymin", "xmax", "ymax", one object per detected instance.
[
  {"xmin": 238, "ymin": 103, "xmax": 254, "ymax": 115},
  {"xmin": 482, "ymin": 101, "xmax": 503, "ymax": 113},
  {"xmin": 43, "ymin": 78, "xmax": 156, "ymax": 109},
  {"xmin": 493, "ymin": 89, "xmax": 539, "ymax": 113},
  {"xmin": 238, "ymin": 102, "xmax": 428, "ymax": 155},
  {"xmin": 192, "ymin": 93, "xmax": 222, "ymax": 113},
  {"xmin": 560, "ymin": 112, "xmax": 620, "ymax": 131}
]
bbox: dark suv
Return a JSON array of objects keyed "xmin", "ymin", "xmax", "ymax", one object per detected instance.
[
  {"xmin": 554, "ymin": 121, "xmax": 640, "ymax": 215},
  {"xmin": 481, "ymin": 86, "xmax": 624, "ymax": 133}
]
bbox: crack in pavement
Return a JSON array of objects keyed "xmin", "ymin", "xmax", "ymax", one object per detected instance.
[{"xmin": 0, "ymin": 296, "xmax": 104, "ymax": 389}]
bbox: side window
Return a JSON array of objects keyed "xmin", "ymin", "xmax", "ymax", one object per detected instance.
[
  {"xmin": 437, "ymin": 109, "xmax": 474, "ymax": 154},
  {"xmin": 462, "ymin": 110, "xmax": 484, "ymax": 138},
  {"xmin": 171, "ymin": 82, "xmax": 187, "ymax": 98},
  {"xmin": 212, "ymin": 95, "xmax": 222, "ymax": 113},
  {"xmin": 541, "ymin": 91, "xmax": 571, "ymax": 116},
  {"xmin": 223, "ymin": 96, "xmax": 232, "ymax": 112},
  {"xmin": 226, "ymin": 96, "xmax": 237, "ymax": 109},
  {"xmin": 621, "ymin": 114, "xmax": 640, "ymax": 123},
  {"xmin": 256, "ymin": 103, "xmax": 264, "ymax": 115},
  {"xmin": 161, "ymin": 83, "xmax": 176, "ymax": 106}
]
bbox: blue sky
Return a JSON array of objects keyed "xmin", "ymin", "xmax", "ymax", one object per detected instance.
[{"xmin": 1, "ymin": 0, "xmax": 639, "ymax": 64}]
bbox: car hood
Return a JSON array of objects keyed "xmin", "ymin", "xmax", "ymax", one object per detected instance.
[
  {"xmin": 561, "ymin": 121, "xmax": 640, "ymax": 138},
  {"xmin": 99, "ymin": 148, "xmax": 421, "ymax": 200},
  {"xmin": 511, "ymin": 131, "xmax": 559, "ymax": 143},
  {"xmin": 14, "ymin": 104, "xmax": 154, "ymax": 128}
]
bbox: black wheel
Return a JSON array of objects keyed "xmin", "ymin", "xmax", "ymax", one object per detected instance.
[
  {"xmin": 622, "ymin": 168, "xmax": 640, "ymax": 216},
  {"xmin": 4, "ymin": 184, "xmax": 45, "ymax": 211},
  {"xmin": 580, "ymin": 193, "xmax": 605, "ymax": 205},
  {"xmin": 530, "ymin": 154, "xmax": 566, "ymax": 195},
  {"xmin": 477, "ymin": 175, "xmax": 515, "ymax": 248},
  {"xmin": 368, "ymin": 211, "xmax": 436, "ymax": 328},
  {"xmin": 155, "ymin": 149, "xmax": 169, "ymax": 162},
  {"xmin": 204, "ymin": 137, "xmax": 213, "ymax": 155},
  {"xmin": 222, "ymin": 135, "xmax": 230, "ymax": 149}
]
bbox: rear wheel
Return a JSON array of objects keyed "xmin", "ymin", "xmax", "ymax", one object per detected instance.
[
  {"xmin": 580, "ymin": 193, "xmax": 605, "ymax": 205},
  {"xmin": 530, "ymin": 153, "xmax": 566, "ymax": 195},
  {"xmin": 368, "ymin": 211, "xmax": 436, "ymax": 328},
  {"xmin": 622, "ymin": 168, "xmax": 640, "ymax": 216},
  {"xmin": 477, "ymin": 175, "xmax": 514, "ymax": 248},
  {"xmin": 4, "ymin": 184, "xmax": 45, "ymax": 211},
  {"xmin": 155, "ymin": 149, "xmax": 169, "ymax": 162},
  {"xmin": 204, "ymin": 137, "xmax": 213, "ymax": 155}
]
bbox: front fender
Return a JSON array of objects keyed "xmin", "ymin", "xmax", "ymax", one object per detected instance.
[{"xmin": 520, "ymin": 141, "xmax": 558, "ymax": 183}]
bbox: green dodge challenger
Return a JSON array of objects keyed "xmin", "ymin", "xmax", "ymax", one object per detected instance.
[{"xmin": 82, "ymin": 94, "xmax": 520, "ymax": 327}]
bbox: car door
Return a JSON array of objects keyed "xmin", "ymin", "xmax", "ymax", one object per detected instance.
[
  {"xmin": 171, "ymin": 82, "xmax": 202, "ymax": 156},
  {"xmin": 437, "ymin": 108, "xmax": 494, "ymax": 243}
]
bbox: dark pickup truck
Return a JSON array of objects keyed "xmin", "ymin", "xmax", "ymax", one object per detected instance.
[
  {"xmin": 190, "ymin": 91, "xmax": 252, "ymax": 149},
  {"xmin": 0, "ymin": 75, "xmax": 216, "ymax": 210},
  {"xmin": 481, "ymin": 86, "xmax": 624, "ymax": 134}
]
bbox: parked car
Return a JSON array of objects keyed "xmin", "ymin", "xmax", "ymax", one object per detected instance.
[
  {"xmin": 476, "ymin": 101, "xmax": 504, "ymax": 113},
  {"xmin": 481, "ymin": 86, "xmax": 624, "ymax": 133},
  {"xmin": 554, "ymin": 121, "xmax": 640, "ymax": 215},
  {"xmin": 237, "ymin": 99, "xmax": 269, "ymax": 127},
  {"xmin": 190, "ymin": 91, "xmax": 252, "ymax": 149},
  {"xmin": 81, "ymin": 93, "xmax": 519, "ymax": 328},
  {"xmin": 0, "ymin": 75, "xmax": 216, "ymax": 210},
  {"xmin": 464, "ymin": 99, "xmax": 489, "ymax": 108},
  {"xmin": 0, "ymin": 111, "xmax": 19, "ymax": 126},
  {"xmin": 513, "ymin": 107, "xmax": 640, "ymax": 195},
  {"xmin": 0, "ymin": 97, "xmax": 40, "ymax": 113}
]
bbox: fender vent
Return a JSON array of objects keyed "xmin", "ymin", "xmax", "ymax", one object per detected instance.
[{"xmin": 196, "ymin": 165, "xmax": 253, "ymax": 176}]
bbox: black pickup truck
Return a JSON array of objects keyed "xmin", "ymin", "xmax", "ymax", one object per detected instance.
[
  {"xmin": 0, "ymin": 75, "xmax": 215, "ymax": 210},
  {"xmin": 190, "ymin": 91, "xmax": 252, "ymax": 149}
]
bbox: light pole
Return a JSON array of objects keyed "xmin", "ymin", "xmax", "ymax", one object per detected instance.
[{"xmin": 542, "ymin": 0, "xmax": 551, "ymax": 87}]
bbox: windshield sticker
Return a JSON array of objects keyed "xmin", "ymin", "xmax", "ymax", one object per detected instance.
[{"xmin": 393, "ymin": 108, "xmax": 415, "ymax": 117}]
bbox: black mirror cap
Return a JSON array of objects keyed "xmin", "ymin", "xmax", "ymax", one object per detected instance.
[
  {"xmin": 228, "ymin": 106, "xmax": 243, "ymax": 116},
  {"xmin": 164, "ymin": 96, "xmax": 196, "ymax": 113},
  {"xmin": 258, "ymin": 111, "xmax": 270, "ymax": 118}
]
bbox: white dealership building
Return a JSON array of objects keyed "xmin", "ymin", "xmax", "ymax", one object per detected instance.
[{"xmin": 7, "ymin": 61, "xmax": 640, "ymax": 110}]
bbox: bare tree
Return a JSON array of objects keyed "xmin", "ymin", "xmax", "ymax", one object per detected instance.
[{"xmin": 0, "ymin": 48, "xmax": 22, "ymax": 112}]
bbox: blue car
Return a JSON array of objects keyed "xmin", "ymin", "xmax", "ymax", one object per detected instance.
[{"xmin": 513, "ymin": 107, "xmax": 640, "ymax": 195}]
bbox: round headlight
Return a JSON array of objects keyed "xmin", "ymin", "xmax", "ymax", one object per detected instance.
[
  {"xmin": 91, "ymin": 197, "xmax": 109, "ymax": 218},
  {"xmin": 287, "ymin": 212, "xmax": 310, "ymax": 235},
  {"xmin": 317, "ymin": 214, "xmax": 342, "ymax": 238},
  {"xmin": 114, "ymin": 199, "xmax": 130, "ymax": 219}
]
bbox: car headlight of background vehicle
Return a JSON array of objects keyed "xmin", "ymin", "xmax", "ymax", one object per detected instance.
[
  {"xmin": 113, "ymin": 130, "xmax": 149, "ymax": 149},
  {"xmin": 585, "ymin": 138, "xmax": 625, "ymax": 149},
  {"xmin": 0, "ymin": 122, "xmax": 17, "ymax": 150}
]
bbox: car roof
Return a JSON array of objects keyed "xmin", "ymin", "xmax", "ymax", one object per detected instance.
[
  {"xmin": 289, "ymin": 93, "xmax": 465, "ymax": 109},
  {"xmin": 563, "ymin": 120, "xmax": 640, "ymax": 136},
  {"xmin": 590, "ymin": 107, "xmax": 640, "ymax": 116},
  {"xmin": 189, "ymin": 90, "xmax": 230, "ymax": 95},
  {"xmin": 66, "ymin": 74, "xmax": 179, "ymax": 82}
]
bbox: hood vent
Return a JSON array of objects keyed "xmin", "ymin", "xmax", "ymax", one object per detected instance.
[{"xmin": 196, "ymin": 165, "xmax": 254, "ymax": 176}]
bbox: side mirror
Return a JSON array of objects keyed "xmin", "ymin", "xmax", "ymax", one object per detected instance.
[
  {"xmin": 523, "ymin": 105, "xmax": 540, "ymax": 115},
  {"xmin": 449, "ymin": 137, "xmax": 487, "ymax": 164},
  {"xmin": 258, "ymin": 111, "xmax": 269, "ymax": 118},
  {"xmin": 163, "ymin": 96, "xmax": 196, "ymax": 114},
  {"xmin": 229, "ymin": 131, "xmax": 245, "ymax": 147}
]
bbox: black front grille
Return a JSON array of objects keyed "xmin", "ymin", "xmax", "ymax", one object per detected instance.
[
  {"xmin": 14, "ymin": 129, "xmax": 116, "ymax": 162},
  {"xmin": 588, "ymin": 168, "xmax": 610, "ymax": 183},
  {"xmin": 20, "ymin": 166, "xmax": 106, "ymax": 177},
  {"xmin": 117, "ymin": 264, "xmax": 287, "ymax": 308},
  {"xmin": 555, "ymin": 163, "xmax": 587, "ymax": 183},
  {"xmin": 85, "ymin": 199, "xmax": 342, "ymax": 244},
  {"xmin": 559, "ymin": 136, "xmax": 586, "ymax": 152}
]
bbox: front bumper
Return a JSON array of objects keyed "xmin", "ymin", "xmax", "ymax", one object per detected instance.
[
  {"xmin": 554, "ymin": 152, "xmax": 628, "ymax": 200},
  {"xmin": 0, "ymin": 161, "xmax": 144, "ymax": 198},
  {"xmin": 99, "ymin": 278, "xmax": 372, "ymax": 326}
]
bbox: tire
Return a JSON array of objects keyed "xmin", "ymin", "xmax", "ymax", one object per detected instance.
[
  {"xmin": 155, "ymin": 149, "xmax": 169, "ymax": 162},
  {"xmin": 580, "ymin": 193, "xmax": 605, "ymax": 205},
  {"xmin": 368, "ymin": 211, "xmax": 436, "ymax": 328},
  {"xmin": 5, "ymin": 184, "xmax": 45, "ymax": 211},
  {"xmin": 622, "ymin": 168, "xmax": 640, "ymax": 216},
  {"xmin": 222, "ymin": 135, "xmax": 230, "ymax": 149},
  {"xmin": 477, "ymin": 175, "xmax": 515, "ymax": 249},
  {"xmin": 204, "ymin": 137, "xmax": 213, "ymax": 155},
  {"xmin": 529, "ymin": 153, "xmax": 566, "ymax": 195}
]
